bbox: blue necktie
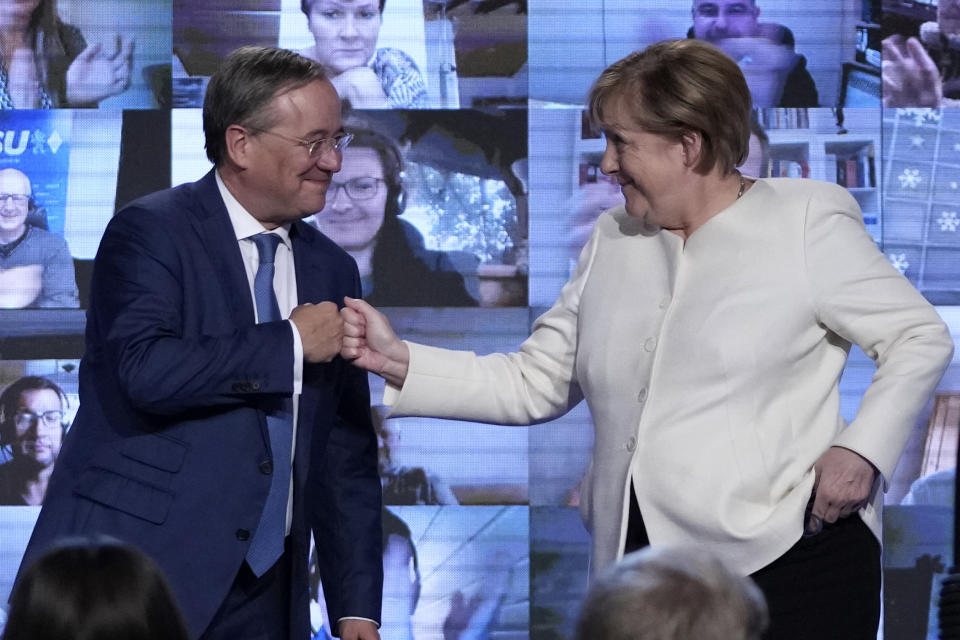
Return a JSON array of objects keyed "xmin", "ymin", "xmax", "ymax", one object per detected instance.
[{"xmin": 246, "ymin": 233, "xmax": 293, "ymax": 576}]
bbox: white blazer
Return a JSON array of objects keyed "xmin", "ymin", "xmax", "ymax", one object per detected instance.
[{"xmin": 384, "ymin": 178, "xmax": 953, "ymax": 576}]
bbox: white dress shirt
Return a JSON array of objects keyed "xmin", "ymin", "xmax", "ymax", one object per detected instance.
[
  {"xmin": 216, "ymin": 173, "xmax": 378, "ymax": 630},
  {"xmin": 216, "ymin": 171, "xmax": 303, "ymax": 534}
]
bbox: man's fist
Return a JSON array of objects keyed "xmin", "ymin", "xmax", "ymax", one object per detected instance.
[{"xmin": 290, "ymin": 301, "xmax": 343, "ymax": 363}]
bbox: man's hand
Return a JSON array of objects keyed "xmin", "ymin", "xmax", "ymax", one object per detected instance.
[
  {"xmin": 339, "ymin": 619, "xmax": 380, "ymax": 640},
  {"xmin": 66, "ymin": 35, "xmax": 135, "ymax": 105},
  {"xmin": 330, "ymin": 67, "xmax": 389, "ymax": 109},
  {"xmin": 714, "ymin": 37, "xmax": 796, "ymax": 107},
  {"xmin": 290, "ymin": 301, "xmax": 343, "ymax": 363},
  {"xmin": 807, "ymin": 446, "xmax": 878, "ymax": 534},
  {"xmin": 340, "ymin": 297, "xmax": 410, "ymax": 387},
  {"xmin": 882, "ymin": 35, "xmax": 943, "ymax": 108}
]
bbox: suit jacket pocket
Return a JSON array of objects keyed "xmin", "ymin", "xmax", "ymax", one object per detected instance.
[
  {"xmin": 73, "ymin": 467, "xmax": 174, "ymax": 525},
  {"xmin": 120, "ymin": 433, "xmax": 188, "ymax": 472}
]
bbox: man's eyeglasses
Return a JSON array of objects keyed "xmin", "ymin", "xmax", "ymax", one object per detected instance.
[
  {"xmin": 327, "ymin": 177, "xmax": 385, "ymax": 201},
  {"xmin": 13, "ymin": 410, "xmax": 64, "ymax": 428},
  {"xmin": 247, "ymin": 127, "xmax": 354, "ymax": 159},
  {"xmin": 0, "ymin": 194, "xmax": 30, "ymax": 205}
]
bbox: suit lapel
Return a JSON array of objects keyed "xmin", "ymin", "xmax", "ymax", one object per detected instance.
[
  {"xmin": 290, "ymin": 220, "xmax": 336, "ymax": 305},
  {"xmin": 189, "ymin": 170, "xmax": 255, "ymax": 326}
]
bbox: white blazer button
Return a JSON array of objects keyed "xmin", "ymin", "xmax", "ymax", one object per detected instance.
[
  {"xmin": 637, "ymin": 387, "xmax": 647, "ymax": 403},
  {"xmin": 625, "ymin": 436, "xmax": 637, "ymax": 452},
  {"xmin": 644, "ymin": 337, "xmax": 657, "ymax": 352}
]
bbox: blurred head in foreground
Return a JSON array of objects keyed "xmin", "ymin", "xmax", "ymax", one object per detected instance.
[
  {"xmin": 3, "ymin": 538, "xmax": 191, "ymax": 640},
  {"xmin": 574, "ymin": 545, "xmax": 768, "ymax": 640}
]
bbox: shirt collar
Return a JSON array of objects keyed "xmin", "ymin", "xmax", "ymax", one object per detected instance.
[{"xmin": 215, "ymin": 170, "xmax": 292, "ymax": 246}]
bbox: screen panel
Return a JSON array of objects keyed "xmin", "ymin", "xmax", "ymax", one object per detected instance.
[{"xmin": 0, "ymin": 1, "xmax": 956, "ymax": 638}]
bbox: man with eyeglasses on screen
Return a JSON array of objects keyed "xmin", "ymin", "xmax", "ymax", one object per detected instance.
[
  {"xmin": 15, "ymin": 46, "xmax": 383, "ymax": 640},
  {"xmin": 0, "ymin": 167, "xmax": 78, "ymax": 309},
  {"xmin": 0, "ymin": 376, "xmax": 68, "ymax": 506},
  {"xmin": 688, "ymin": 0, "xmax": 819, "ymax": 107}
]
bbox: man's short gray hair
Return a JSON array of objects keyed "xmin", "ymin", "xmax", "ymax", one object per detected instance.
[
  {"xmin": 202, "ymin": 46, "xmax": 327, "ymax": 167},
  {"xmin": 574, "ymin": 546, "xmax": 769, "ymax": 640}
]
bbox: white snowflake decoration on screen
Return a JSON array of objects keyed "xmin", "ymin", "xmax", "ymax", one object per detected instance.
[
  {"xmin": 898, "ymin": 168, "xmax": 923, "ymax": 189},
  {"xmin": 897, "ymin": 108, "xmax": 943, "ymax": 126},
  {"xmin": 938, "ymin": 211, "xmax": 959, "ymax": 232},
  {"xmin": 888, "ymin": 253, "xmax": 910, "ymax": 274}
]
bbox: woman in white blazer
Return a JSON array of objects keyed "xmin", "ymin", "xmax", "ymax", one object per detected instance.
[{"xmin": 340, "ymin": 39, "xmax": 954, "ymax": 640}]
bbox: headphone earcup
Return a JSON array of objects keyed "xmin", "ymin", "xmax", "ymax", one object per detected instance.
[{"xmin": 0, "ymin": 408, "xmax": 11, "ymax": 447}]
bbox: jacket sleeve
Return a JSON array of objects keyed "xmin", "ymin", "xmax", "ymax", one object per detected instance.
[
  {"xmin": 89, "ymin": 206, "xmax": 295, "ymax": 415},
  {"xmin": 384, "ymin": 219, "xmax": 600, "ymax": 424},
  {"xmin": 311, "ymin": 266, "xmax": 384, "ymax": 629},
  {"xmin": 802, "ymin": 183, "xmax": 953, "ymax": 483}
]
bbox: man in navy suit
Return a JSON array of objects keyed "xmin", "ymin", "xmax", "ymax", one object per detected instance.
[{"xmin": 15, "ymin": 46, "xmax": 383, "ymax": 640}]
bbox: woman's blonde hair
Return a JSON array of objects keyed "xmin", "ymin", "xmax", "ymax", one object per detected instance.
[{"xmin": 588, "ymin": 39, "xmax": 752, "ymax": 175}]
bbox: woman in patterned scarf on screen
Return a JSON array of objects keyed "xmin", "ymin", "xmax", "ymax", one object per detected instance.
[{"xmin": 297, "ymin": 0, "xmax": 428, "ymax": 109}]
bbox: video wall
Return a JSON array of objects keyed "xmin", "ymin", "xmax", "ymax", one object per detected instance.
[{"xmin": 0, "ymin": 0, "xmax": 958, "ymax": 638}]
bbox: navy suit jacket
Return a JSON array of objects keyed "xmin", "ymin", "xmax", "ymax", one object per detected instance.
[{"xmin": 17, "ymin": 170, "xmax": 383, "ymax": 638}]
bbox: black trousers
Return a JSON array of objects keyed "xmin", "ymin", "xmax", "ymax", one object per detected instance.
[
  {"xmin": 624, "ymin": 485, "xmax": 881, "ymax": 640},
  {"xmin": 199, "ymin": 548, "xmax": 293, "ymax": 640}
]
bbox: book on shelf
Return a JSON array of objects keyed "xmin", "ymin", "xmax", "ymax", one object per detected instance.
[
  {"xmin": 770, "ymin": 158, "xmax": 809, "ymax": 178},
  {"xmin": 578, "ymin": 162, "xmax": 618, "ymax": 186},
  {"xmin": 579, "ymin": 162, "xmax": 599, "ymax": 185},
  {"xmin": 758, "ymin": 108, "xmax": 810, "ymax": 129},
  {"xmin": 830, "ymin": 144, "xmax": 875, "ymax": 188}
]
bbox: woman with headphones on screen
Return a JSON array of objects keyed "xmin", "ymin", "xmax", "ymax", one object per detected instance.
[
  {"xmin": 310, "ymin": 126, "xmax": 477, "ymax": 307},
  {"xmin": 0, "ymin": 376, "xmax": 68, "ymax": 505}
]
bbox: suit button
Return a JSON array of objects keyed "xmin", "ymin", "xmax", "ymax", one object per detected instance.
[
  {"xmin": 259, "ymin": 460, "xmax": 273, "ymax": 475},
  {"xmin": 625, "ymin": 436, "xmax": 637, "ymax": 452},
  {"xmin": 236, "ymin": 529, "xmax": 250, "ymax": 541},
  {"xmin": 637, "ymin": 387, "xmax": 647, "ymax": 403},
  {"xmin": 251, "ymin": 382, "xmax": 261, "ymax": 391},
  {"xmin": 643, "ymin": 337, "xmax": 657, "ymax": 352}
]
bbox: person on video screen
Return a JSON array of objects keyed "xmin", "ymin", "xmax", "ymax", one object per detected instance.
[
  {"xmin": 298, "ymin": 0, "xmax": 427, "ymax": 109},
  {"xmin": 310, "ymin": 126, "xmax": 477, "ymax": 307},
  {"xmin": 882, "ymin": 0, "xmax": 960, "ymax": 108},
  {"xmin": 310, "ymin": 508, "xmax": 511, "ymax": 640},
  {"xmin": 0, "ymin": 376, "xmax": 68, "ymax": 506},
  {"xmin": 0, "ymin": 168, "xmax": 79, "ymax": 308},
  {"xmin": 0, "ymin": 0, "xmax": 133, "ymax": 108},
  {"xmin": 687, "ymin": 0, "xmax": 818, "ymax": 107},
  {"xmin": 373, "ymin": 406, "xmax": 458, "ymax": 505}
]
